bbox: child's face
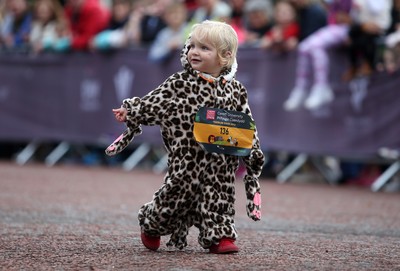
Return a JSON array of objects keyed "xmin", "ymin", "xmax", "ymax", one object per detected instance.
[
  {"xmin": 6, "ymin": 0, "xmax": 28, "ymax": 17},
  {"xmin": 113, "ymin": 2, "xmax": 131, "ymax": 22},
  {"xmin": 163, "ymin": 5, "xmax": 186, "ymax": 29},
  {"xmin": 274, "ymin": 2, "xmax": 296, "ymax": 25},
  {"xmin": 247, "ymin": 10, "xmax": 269, "ymax": 29},
  {"xmin": 188, "ymin": 36, "xmax": 222, "ymax": 77},
  {"xmin": 35, "ymin": 1, "xmax": 53, "ymax": 23}
]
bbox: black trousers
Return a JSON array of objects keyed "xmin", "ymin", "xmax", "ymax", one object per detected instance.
[{"xmin": 348, "ymin": 24, "xmax": 380, "ymax": 69}]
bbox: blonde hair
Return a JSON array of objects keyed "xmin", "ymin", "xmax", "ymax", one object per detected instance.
[
  {"xmin": 34, "ymin": 0, "xmax": 67, "ymax": 26},
  {"xmin": 190, "ymin": 20, "xmax": 238, "ymax": 68}
]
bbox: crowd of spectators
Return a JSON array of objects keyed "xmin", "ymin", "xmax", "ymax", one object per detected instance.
[
  {"xmin": 1, "ymin": 0, "xmax": 397, "ymax": 113},
  {"xmin": 0, "ymin": 0, "xmax": 392, "ymax": 62},
  {"xmin": 0, "ymin": 0, "xmax": 398, "ymax": 74}
]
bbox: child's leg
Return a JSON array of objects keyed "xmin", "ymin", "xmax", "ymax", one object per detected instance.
[
  {"xmin": 195, "ymin": 163, "xmax": 238, "ymax": 249},
  {"xmin": 303, "ymin": 25, "xmax": 349, "ymax": 109},
  {"xmin": 138, "ymin": 173, "xmax": 198, "ymax": 249},
  {"xmin": 362, "ymin": 33, "xmax": 380, "ymax": 73},
  {"xmin": 293, "ymin": 40, "xmax": 312, "ymax": 91},
  {"xmin": 283, "ymin": 39, "xmax": 312, "ymax": 111},
  {"xmin": 138, "ymin": 156, "xmax": 239, "ymax": 251},
  {"xmin": 345, "ymin": 24, "xmax": 366, "ymax": 79},
  {"xmin": 307, "ymin": 25, "xmax": 350, "ymax": 87},
  {"xmin": 347, "ymin": 28, "xmax": 379, "ymax": 76},
  {"xmin": 284, "ymin": 25, "xmax": 348, "ymax": 111}
]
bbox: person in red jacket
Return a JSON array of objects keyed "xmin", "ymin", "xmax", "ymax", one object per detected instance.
[
  {"xmin": 61, "ymin": 0, "xmax": 110, "ymax": 50},
  {"xmin": 259, "ymin": 0, "xmax": 299, "ymax": 52}
]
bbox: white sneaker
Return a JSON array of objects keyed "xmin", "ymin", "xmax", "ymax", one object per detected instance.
[
  {"xmin": 283, "ymin": 87, "xmax": 307, "ymax": 111},
  {"xmin": 304, "ymin": 84, "xmax": 334, "ymax": 110}
]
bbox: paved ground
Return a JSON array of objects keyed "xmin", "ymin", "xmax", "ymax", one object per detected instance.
[{"xmin": 0, "ymin": 161, "xmax": 399, "ymax": 271}]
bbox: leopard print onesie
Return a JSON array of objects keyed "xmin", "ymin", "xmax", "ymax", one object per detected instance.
[{"xmin": 106, "ymin": 41, "xmax": 265, "ymax": 250}]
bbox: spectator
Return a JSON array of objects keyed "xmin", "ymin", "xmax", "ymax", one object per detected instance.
[
  {"xmin": 105, "ymin": 0, "xmax": 131, "ymax": 30},
  {"xmin": 283, "ymin": 0, "xmax": 352, "ymax": 111},
  {"xmin": 289, "ymin": 0, "xmax": 327, "ymax": 41},
  {"xmin": 242, "ymin": 0, "xmax": 274, "ymax": 47},
  {"xmin": 344, "ymin": 0, "xmax": 392, "ymax": 80},
  {"xmin": 148, "ymin": 1, "xmax": 189, "ymax": 63},
  {"xmin": 190, "ymin": 0, "xmax": 232, "ymax": 24},
  {"xmin": 184, "ymin": 0, "xmax": 198, "ymax": 15},
  {"xmin": 29, "ymin": 0, "xmax": 70, "ymax": 54},
  {"xmin": 226, "ymin": 0, "xmax": 247, "ymax": 44},
  {"xmin": 260, "ymin": 0, "xmax": 299, "ymax": 52},
  {"xmin": 0, "ymin": 0, "xmax": 32, "ymax": 51},
  {"xmin": 0, "ymin": 0, "xmax": 5, "ymax": 22},
  {"xmin": 229, "ymin": 0, "xmax": 246, "ymax": 26},
  {"xmin": 90, "ymin": 0, "xmax": 133, "ymax": 51},
  {"xmin": 383, "ymin": 0, "xmax": 400, "ymax": 73},
  {"xmin": 134, "ymin": 0, "xmax": 170, "ymax": 46},
  {"xmin": 63, "ymin": 0, "xmax": 110, "ymax": 51}
]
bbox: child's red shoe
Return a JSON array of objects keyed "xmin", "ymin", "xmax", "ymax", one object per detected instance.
[
  {"xmin": 209, "ymin": 238, "xmax": 239, "ymax": 254},
  {"xmin": 141, "ymin": 232, "xmax": 160, "ymax": 251}
]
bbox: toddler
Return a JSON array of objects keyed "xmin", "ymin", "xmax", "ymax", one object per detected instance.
[{"xmin": 107, "ymin": 20, "xmax": 265, "ymax": 254}]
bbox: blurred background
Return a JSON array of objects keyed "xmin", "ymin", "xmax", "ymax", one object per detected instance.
[{"xmin": 1, "ymin": 0, "xmax": 400, "ymax": 192}]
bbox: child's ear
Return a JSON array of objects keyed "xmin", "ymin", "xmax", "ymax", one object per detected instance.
[{"xmin": 221, "ymin": 51, "xmax": 232, "ymax": 67}]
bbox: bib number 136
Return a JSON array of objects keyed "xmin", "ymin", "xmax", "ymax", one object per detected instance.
[
  {"xmin": 193, "ymin": 107, "xmax": 256, "ymax": 156},
  {"xmin": 220, "ymin": 127, "xmax": 229, "ymax": 135}
]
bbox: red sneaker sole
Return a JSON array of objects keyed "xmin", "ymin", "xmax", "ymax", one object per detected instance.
[{"xmin": 141, "ymin": 232, "xmax": 160, "ymax": 251}]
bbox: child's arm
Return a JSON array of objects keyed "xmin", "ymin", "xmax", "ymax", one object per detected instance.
[
  {"xmin": 106, "ymin": 78, "xmax": 176, "ymax": 156},
  {"xmin": 237, "ymin": 84, "xmax": 265, "ymax": 221},
  {"xmin": 122, "ymin": 81, "xmax": 175, "ymax": 127},
  {"xmin": 106, "ymin": 98, "xmax": 143, "ymax": 156}
]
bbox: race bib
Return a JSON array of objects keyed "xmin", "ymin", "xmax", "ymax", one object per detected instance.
[{"xmin": 193, "ymin": 107, "xmax": 255, "ymax": 156}]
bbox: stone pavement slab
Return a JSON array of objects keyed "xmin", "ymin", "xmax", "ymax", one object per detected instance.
[{"xmin": 0, "ymin": 162, "xmax": 399, "ymax": 270}]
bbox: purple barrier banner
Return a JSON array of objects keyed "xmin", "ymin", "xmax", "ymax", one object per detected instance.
[{"xmin": 0, "ymin": 49, "xmax": 399, "ymax": 159}]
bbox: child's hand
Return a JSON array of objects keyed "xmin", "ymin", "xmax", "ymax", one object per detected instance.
[{"xmin": 113, "ymin": 107, "xmax": 128, "ymax": 122}]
